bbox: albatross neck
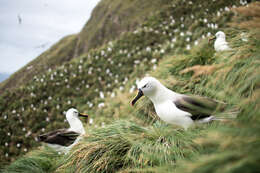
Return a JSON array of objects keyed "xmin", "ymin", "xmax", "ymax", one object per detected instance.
[
  {"xmin": 148, "ymin": 83, "xmax": 180, "ymax": 104},
  {"xmin": 68, "ymin": 117, "xmax": 85, "ymax": 134}
]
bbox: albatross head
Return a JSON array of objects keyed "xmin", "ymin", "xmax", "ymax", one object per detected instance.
[
  {"xmin": 209, "ymin": 31, "xmax": 226, "ymax": 43},
  {"xmin": 131, "ymin": 77, "xmax": 162, "ymax": 106},
  {"xmin": 66, "ymin": 108, "xmax": 89, "ymax": 121}
]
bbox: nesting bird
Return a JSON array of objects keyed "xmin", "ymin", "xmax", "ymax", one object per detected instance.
[
  {"xmin": 131, "ymin": 77, "xmax": 227, "ymax": 129},
  {"xmin": 209, "ymin": 31, "xmax": 230, "ymax": 51},
  {"xmin": 38, "ymin": 108, "xmax": 88, "ymax": 152}
]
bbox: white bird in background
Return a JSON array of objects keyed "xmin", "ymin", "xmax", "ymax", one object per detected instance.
[
  {"xmin": 131, "ymin": 77, "xmax": 228, "ymax": 129},
  {"xmin": 38, "ymin": 108, "xmax": 89, "ymax": 153},
  {"xmin": 209, "ymin": 31, "xmax": 231, "ymax": 51}
]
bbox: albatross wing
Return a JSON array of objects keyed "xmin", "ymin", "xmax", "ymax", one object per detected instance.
[
  {"xmin": 38, "ymin": 129, "xmax": 80, "ymax": 147},
  {"xmin": 174, "ymin": 95, "xmax": 226, "ymax": 120}
]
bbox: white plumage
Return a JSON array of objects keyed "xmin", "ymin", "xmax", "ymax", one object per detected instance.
[
  {"xmin": 132, "ymin": 77, "xmax": 224, "ymax": 129},
  {"xmin": 213, "ymin": 31, "xmax": 231, "ymax": 51}
]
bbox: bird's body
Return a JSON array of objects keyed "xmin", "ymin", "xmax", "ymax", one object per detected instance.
[
  {"xmin": 38, "ymin": 108, "xmax": 88, "ymax": 152},
  {"xmin": 132, "ymin": 77, "xmax": 225, "ymax": 129},
  {"xmin": 210, "ymin": 31, "xmax": 231, "ymax": 52}
]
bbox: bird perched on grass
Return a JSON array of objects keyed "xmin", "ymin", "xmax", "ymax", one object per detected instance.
[
  {"xmin": 209, "ymin": 31, "xmax": 230, "ymax": 51},
  {"xmin": 38, "ymin": 108, "xmax": 89, "ymax": 153},
  {"xmin": 131, "ymin": 77, "xmax": 232, "ymax": 129}
]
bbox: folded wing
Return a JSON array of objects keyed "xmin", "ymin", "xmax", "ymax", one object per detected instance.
[
  {"xmin": 174, "ymin": 95, "xmax": 226, "ymax": 120},
  {"xmin": 38, "ymin": 129, "xmax": 80, "ymax": 146}
]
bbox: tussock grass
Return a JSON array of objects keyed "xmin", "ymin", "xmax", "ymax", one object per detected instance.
[
  {"xmin": 56, "ymin": 121, "xmax": 207, "ymax": 173},
  {"xmin": 1, "ymin": 147, "xmax": 60, "ymax": 173}
]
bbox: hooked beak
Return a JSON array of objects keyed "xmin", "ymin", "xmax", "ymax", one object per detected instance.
[
  {"xmin": 208, "ymin": 36, "xmax": 216, "ymax": 43},
  {"xmin": 79, "ymin": 113, "xmax": 89, "ymax": 118},
  {"xmin": 131, "ymin": 89, "xmax": 144, "ymax": 106}
]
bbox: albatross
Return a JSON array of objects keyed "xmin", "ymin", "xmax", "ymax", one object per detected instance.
[
  {"xmin": 131, "ymin": 77, "xmax": 227, "ymax": 129},
  {"xmin": 209, "ymin": 31, "xmax": 230, "ymax": 52},
  {"xmin": 38, "ymin": 108, "xmax": 88, "ymax": 152}
]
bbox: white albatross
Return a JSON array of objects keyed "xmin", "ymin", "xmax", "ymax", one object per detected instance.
[
  {"xmin": 209, "ymin": 31, "xmax": 230, "ymax": 52},
  {"xmin": 38, "ymin": 108, "xmax": 88, "ymax": 153},
  {"xmin": 131, "ymin": 77, "xmax": 227, "ymax": 129}
]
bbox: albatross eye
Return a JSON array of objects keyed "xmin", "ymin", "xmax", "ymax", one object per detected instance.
[{"xmin": 143, "ymin": 84, "xmax": 148, "ymax": 88}]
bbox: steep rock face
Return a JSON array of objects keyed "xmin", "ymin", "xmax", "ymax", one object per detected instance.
[{"xmin": 0, "ymin": 0, "xmax": 170, "ymax": 94}]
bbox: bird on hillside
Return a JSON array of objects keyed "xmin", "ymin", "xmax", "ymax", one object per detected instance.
[
  {"xmin": 38, "ymin": 108, "xmax": 89, "ymax": 153},
  {"xmin": 209, "ymin": 31, "xmax": 230, "ymax": 51},
  {"xmin": 131, "ymin": 77, "xmax": 233, "ymax": 129}
]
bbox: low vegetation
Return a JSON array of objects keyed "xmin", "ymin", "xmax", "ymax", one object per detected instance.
[{"xmin": 1, "ymin": 0, "xmax": 259, "ymax": 172}]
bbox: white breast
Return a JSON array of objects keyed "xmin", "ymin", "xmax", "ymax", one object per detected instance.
[
  {"xmin": 154, "ymin": 100, "xmax": 194, "ymax": 129},
  {"xmin": 214, "ymin": 39, "xmax": 230, "ymax": 51}
]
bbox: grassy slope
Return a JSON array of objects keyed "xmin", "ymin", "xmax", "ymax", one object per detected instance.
[
  {"xmin": 74, "ymin": 0, "xmax": 172, "ymax": 56},
  {"xmin": 1, "ymin": 0, "xmax": 259, "ymax": 172},
  {"xmin": 0, "ymin": 0, "xmax": 169, "ymax": 94}
]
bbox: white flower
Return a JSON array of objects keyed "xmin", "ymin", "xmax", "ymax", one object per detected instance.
[
  {"xmin": 151, "ymin": 58, "xmax": 157, "ymax": 64},
  {"xmin": 12, "ymin": 110, "xmax": 16, "ymax": 114},
  {"xmin": 101, "ymin": 50, "xmax": 105, "ymax": 56},
  {"xmin": 41, "ymin": 128, "xmax": 45, "ymax": 132},
  {"xmin": 17, "ymin": 143, "xmax": 21, "ymax": 148},
  {"xmin": 129, "ymin": 85, "xmax": 135, "ymax": 93},
  {"xmin": 171, "ymin": 37, "xmax": 177, "ymax": 42},
  {"xmin": 4, "ymin": 115, "xmax": 7, "ymax": 119},
  {"xmin": 86, "ymin": 84, "xmax": 89, "ymax": 88},
  {"xmin": 146, "ymin": 47, "xmax": 151, "ymax": 52},
  {"xmin": 225, "ymin": 7, "xmax": 230, "ymax": 12},
  {"xmin": 67, "ymin": 100, "xmax": 71, "ymax": 104},
  {"xmin": 217, "ymin": 11, "xmax": 221, "ymax": 17},
  {"xmin": 5, "ymin": 153, "xmax": 8, "ymax": 157},
  {"xmin": 153, "ymin": 65, "xmax": 157, "ymax": 70},
  {"xmin": 22, "ymin": 127, "xmax": 26, "ymax": 131},
  {"xmin": 186, "ymin": 37, "xmax": 190, "ymax": 42},
  {"xmin": 98, "ymin": 103, "xmax": 105, "ymax": 108},
  {"xmin": 107, "ymin": 47, "xmax": 112, "ymax": 52},
  {"xmin": 89, "ymin": 118, "xmax": 94, "ymax": 125},
  {"xmin": 111, "ymin": 92, "xmax": 115, "ymax": 98},
  {"xmin": 180, "ymin": 32, "xmax": 184, "ymax": 37},
  {"xmin": 24, "ymin": 148, "xmax": 27, "ymax": 152},
  {"xmin": 186, "ymin": 44, "xmax": 191, "ymax": 50},
  {"xmin": 56, "ymin": 105, "xmax": 60, "ymax": 109},
  {"xmin": 203, "ymin": 18, "xmax": 208, "ymax": 23},
  {"xmin": 5, "ymin": 142, "xmax": 8, "ymax": 147},
  {"xmin": 134, "ymin": 60, "xmax": 140, "ymax": 64},
  {"xmin": 7, "ymin": 132, "xmax": 11, "ymax": 136},
  {"xmin": 46, "ymin": 117, "xmax": 50, "ymax": 122},
  {"xmin": 119, "ymin": 86, "xmax": 124, "ymax": 91},
  {"xmin": 160, "ymin": 49, "xmax": 165, "ymax": 54},
  {"xmin": 99, "ymin": 92, "xmax": 105, "ymax": 99},
  {"xmin": 194, "ymin": 40, "xmax": 199, "ymax": 45}
]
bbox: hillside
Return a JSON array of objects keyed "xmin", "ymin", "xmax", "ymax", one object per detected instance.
[
  {"xmin": 0, "ymin": 0, "xmax": 170, "ymax": 94},
  {"xmin": 1, "ymin": 0, "xmax": 260, "ymax": 172}
]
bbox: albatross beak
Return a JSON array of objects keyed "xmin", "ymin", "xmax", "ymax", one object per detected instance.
[
  {"xmin": 79, "ymin": 113, "xmax": 89, "ymax": 118},
  {"xmin": 208, "ymin": 36, "xmax": 216, "ymax": 43},
  {"xmin": 131, "ymin": 89, "xmax": 144, "ymax": 106}
]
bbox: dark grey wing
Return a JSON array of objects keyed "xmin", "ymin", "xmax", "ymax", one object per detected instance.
[
  {"xmin": 38, "ymin": 129, "xmax": 80, "ymax": 146},
  {"xmin": 174, "ymin": 95, "xmax": 226, "ymax": 120}
]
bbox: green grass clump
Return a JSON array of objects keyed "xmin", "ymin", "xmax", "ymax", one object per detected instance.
[
  {"xmin": 1, "ymin": 147, "xmax": 60, "ymax": 173},
  {"xmin": 56, "ymin": 121, "xmax": 206, "ymax": 173}
]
